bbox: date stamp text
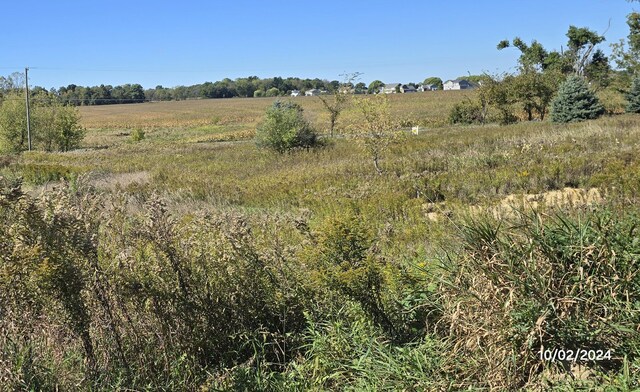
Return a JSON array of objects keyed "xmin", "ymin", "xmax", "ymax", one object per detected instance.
[{"xmin": 539, "ymin": 348, "xmax": 612, "ymax": 363}]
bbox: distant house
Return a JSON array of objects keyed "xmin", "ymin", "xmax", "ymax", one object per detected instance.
[
  {"xmin": 305, "ymin": 88, "xmax": 321, "ymax": 96},
  {"xmin": 291, "ymin": 89, "xmax": 301, "ymax": 97},
  {"xmin": 443, "ymin": 79, "xmax": 473, "ymax": 90},
  {"xmin": 400, "ymin": 84, "xmax": 417, "ymax": 93},
  {"xmin": 382, "ymin": 83, "xmax": 401, "ymax": 94},
  {"xmin": 418, "ymin": 84, "xmax": 438, "ymax": 92}
]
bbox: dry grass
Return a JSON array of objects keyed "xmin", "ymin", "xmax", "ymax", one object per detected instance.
[
  {"xmin": 78, "ymin": 91, "xmax": 472, "ymax": 129},
  {"xmin": 3, "ymin": 91, "xmax": 640, "ymax": 390}
]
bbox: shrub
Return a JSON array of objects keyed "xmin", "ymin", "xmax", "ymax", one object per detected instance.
[
  {"xmin": 265, "ymin": 87, "xmax": 280, "ymax": 97},
  {"xmin": 448, "ymin": 100, "xmax": 484, "ymax": 125},
  {"xmin": 626, "ymin": 76, "xmax": 640, "ymax": 113},
  {"xmin": 0, "ymin": 93, "xmax": 85, "ymax": 153},
  {"xmin": 51, "ymin": 104, "xmax": 85, "ymax": 151},
  {"xmin": 256, "ymin": 100, "xmax": 322, "ymax": 153},
  {"xmin": 130, "ymin": 128, "xmax": 145, "ymax": 142},
  {"xmin": 551, "ymin": 75, "xmax": 604, "ymax": 123},
  {"xmin": 305, "ymin": 211, "xmax": 398, "ymax": 339},
  {"xmin": 0, "ymin": 93, "xmax": 28, "ymax": 153}
]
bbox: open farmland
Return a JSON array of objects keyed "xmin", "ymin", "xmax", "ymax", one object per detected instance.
[
  {"xmin": 1, "ymin": 92, "xmax": 640, "ymax": 390},
  {"xmin": 76, "ymin": 91, "xmax": 471, "ymax": 145}
]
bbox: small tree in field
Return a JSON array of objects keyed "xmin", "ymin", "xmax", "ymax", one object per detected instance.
[
  {"xmin": 256, "ymin": 100, "xmax": 320, "ymax": 153},
  {"xmin": 351, "ymin": 94, "xmax": 404, "ymax": 175},
  {"xmin": 319, "ymin": 72, "xmax": 362, "ymax": 137},
  {"xmin": 626, "ymin": 76, "xmax": 640, "ymax": 113},
  {"xmin": 550, "ymin": 75, "xmax": 603, "ymax": 123}
]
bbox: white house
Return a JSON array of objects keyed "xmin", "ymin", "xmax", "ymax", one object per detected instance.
[
  {"xmin": 305, "ymin": 88, "xmax": 321, "ymax": 96},
  {"xmin": 382, "ymin": 83, "xmax": 401, "ymax": 94},
  {"xmin": 443, "ymin": 79, "xmax": 473, "ymax": 90},
  {"xmin": 418, "ymin": 84, "xmax": 438, "ymax": 92},
  {"xmin": 291, "ymin": 89, "xmax": 301, "ymax": 97}
]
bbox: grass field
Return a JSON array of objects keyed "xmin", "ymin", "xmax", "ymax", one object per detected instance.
[
  {"xmin": 1, "ymin": 92, "xmax": 640, "ymax": 390},
  {"xmin": 76, "ymin": 91, "xmax": 471, "ymax": 145}
]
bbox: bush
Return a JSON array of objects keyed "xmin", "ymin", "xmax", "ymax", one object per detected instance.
[
  {"xmin": 305, "ymin": 211, "xmax": 398, "ymax": 339},
  {"xmin": 265, "ymin": 87, "xmax": 280, "ymax": 97},
  {"xmin": 551, "ymin": 75, "xmax": 604, "ymax": 123},
  {"xmin": 626, "ymin": 76, "xmax": 640, "ymax": 113},
  {"xmin": 0, "ymin": 93, "xmax": 28, "ymax": 153},
  {"xmin": 256, "ymin": 100, "xmax": 322, "ymax": 153},
  {"xmin": 0, "ymin": 93, "xmax": 85, "ymax": 153},
  {"xmin": 448, "ymin": 100, "xmax": 484, "ymax": 125},
  {"xmin": 130, "ymin": 128, "xmax": 145, "ymax": 142}
]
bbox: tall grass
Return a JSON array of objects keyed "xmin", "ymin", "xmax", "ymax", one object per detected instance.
[{"xmin": 2, "ymin": 93, "xmax": 640, "ymax": 389}]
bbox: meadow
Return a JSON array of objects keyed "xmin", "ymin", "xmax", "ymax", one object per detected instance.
[{"xmin": 1, "ymin": 91, "xmax": 639, "ymax": 390}]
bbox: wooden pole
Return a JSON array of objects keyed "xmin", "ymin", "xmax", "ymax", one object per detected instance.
[{"xmin": 25, "ymin": 67, "xmax": 32, "ymax": 151}]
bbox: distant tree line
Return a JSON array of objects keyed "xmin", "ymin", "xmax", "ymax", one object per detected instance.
[{"xmin": 0, "ymin": 74, "xmax": 356, "ymax": 106}]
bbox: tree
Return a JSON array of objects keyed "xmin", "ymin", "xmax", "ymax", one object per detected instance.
[
  {"xmin": 611, "ymin": 12, "xmax": 640, "ymax": 75},
  {"xmin": 510, "ymin": 70, "xmax": 560, "ymax": 120},
  {"xmin": 422, "ymin": 77, "xmax": 443, "ymax": 90},
  {"xmin": 368, "ymin": 80, "xmax": 384, "ymax": 94},
  {"xmin": 498, "ymin": 37, "xmax": 551, "ymax": 72},
  {"xmin": 584, "ymin": 49, "xmax": 611, "ymax": 89},
  {"xmin": 351, "ymin": 95, "xmax": 404, "ymax": 174},
  {"xmin": 319, "ymin": 92, "xmax": 348, "ymax": 138},
  {"xmin": 565, "ymin": 26, "xmax": 606, "ymax": 76},
  {"xmin": 550, "ymin": 75, "xmax": 604, "ymax": 123},
  {"xmin": 478, "ymin": 74, "xmax": 517, "ymax": 125},
  {"xmin": 255, "ymin": 100, "xmax": 321, "ymax": 153},
  {"xmin": 265, "ymin": 87, "xmax": 280, "ymax": 97},
  {"xmin": 626, "ymin": 76, "xmax": 640, "ymax": 112},
  {"xmin": 52, "ymin": 105, "xmax": 85, "ymax": 151},
  {"xmin": 319, "ymin": 72, "xmax": 361, "ymax": 137}
]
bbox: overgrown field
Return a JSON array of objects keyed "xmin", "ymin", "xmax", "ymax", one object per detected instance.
[{"xmin": 1, "ymin": 93, "xmax": 640, "ymax": 390}]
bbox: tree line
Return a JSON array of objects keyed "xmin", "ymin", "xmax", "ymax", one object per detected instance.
[
  {"xmin": 0, "ymin": 74, "xmax": 359, "ymax": 106},
  {"xmin": 1, "ymin": 72, "xmax": 451, "ymax": 108}
]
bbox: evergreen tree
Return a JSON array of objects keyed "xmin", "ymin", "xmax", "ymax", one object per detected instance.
[
  {"xmin": 626, "ymin": 76, "xmax": 640, "ymax": 113},
  {"xmin": 550, "ymin": 75, "xmax": 603, "ymax": 123}
]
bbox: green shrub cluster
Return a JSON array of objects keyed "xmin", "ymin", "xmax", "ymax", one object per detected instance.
[
  {"xmin": 256, "ymin": 100, "xmax": 322, "ymax": 153},
  {"xmin": 130, "ymin": 128, "xmax": 145, "ymax": 142},
  {"xmin": 448, "ymin": 99, "xmax": 484, "ymax": 125},
  {"xmin": 0, "ymin": 93, "xmax": 85, "ymax": 153}
]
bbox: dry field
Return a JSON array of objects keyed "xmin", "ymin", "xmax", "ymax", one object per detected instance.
[{"xmin": 77, "ymin": 91, "xmax": 473, "ymax": 146}]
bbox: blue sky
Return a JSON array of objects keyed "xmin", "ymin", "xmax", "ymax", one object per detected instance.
[{"xmin": 1, "ymin": 1, "xmax": 636, "ymax": 89}]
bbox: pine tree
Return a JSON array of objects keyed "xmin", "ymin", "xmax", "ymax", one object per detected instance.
[
  {"xmin": 626, "ymin": 76, "xmax": 640, "ymax": 113},
  {"xmin": 550, "ymin": 75, "xmax": 604, "ymax": 123}
]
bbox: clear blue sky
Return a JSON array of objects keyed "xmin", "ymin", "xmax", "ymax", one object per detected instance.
[{"xmin": 1, "ymin": 0, "xmax": 637, "ymax": 89}]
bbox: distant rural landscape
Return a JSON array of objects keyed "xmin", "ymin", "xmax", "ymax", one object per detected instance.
[{"xmin": 2, "ymin": 10, "xmax": 640, "ymax": 391}]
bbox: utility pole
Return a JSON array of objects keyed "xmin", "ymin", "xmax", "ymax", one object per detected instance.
[{"xmin": 25, "ymin": 67, "xmax": 32, "ymax": 151}]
